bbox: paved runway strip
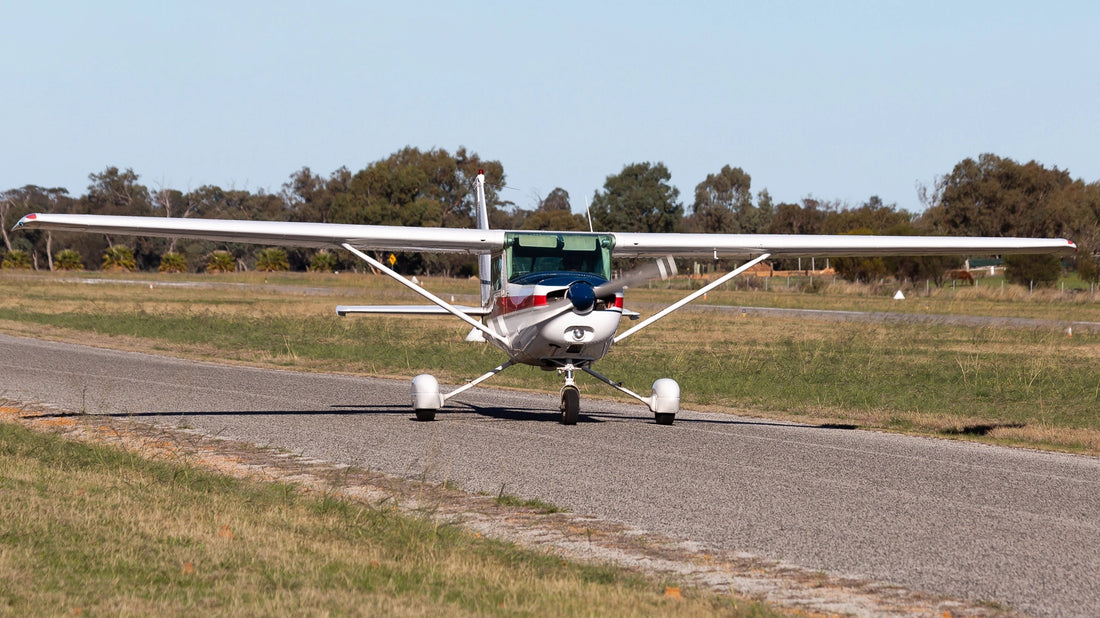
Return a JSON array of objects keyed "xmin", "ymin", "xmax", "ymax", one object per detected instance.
[{"xmin": 2, "ymin": 333, "xmax": 1097, "ymax": 617}]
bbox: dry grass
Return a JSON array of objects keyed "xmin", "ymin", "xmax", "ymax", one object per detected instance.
[{"xmin": 0, "ymin": 418, "xmax": 771, "ymax": 616}]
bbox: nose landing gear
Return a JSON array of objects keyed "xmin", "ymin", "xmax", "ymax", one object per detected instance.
[{"xmin": 558, "ymin": 364, "xmax": 580, "ymax": 425}]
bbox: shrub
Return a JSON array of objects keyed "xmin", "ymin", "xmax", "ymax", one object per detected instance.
[
  {"xmin": 158, "ymin": 252, "xmax": 187, "ymax": 273},
  {"xmin": 308, "ymin": 250, "xmax": 338, "ymax": 273},
  {"xmin": 102, "ymin": 246, "xmax": 136, "ymax": 272},
  {"xmin": 1004, "ymin": 254, "xmax": 1062, "ymax": 287},
  {"xmin": 1, "ymin": 249, "xmax": 32, "ymax": 270},
  {"xmin": 55, "ymin": 249, "xmax": 84, "ymax": 271},
  {"xmin": 205, "ymin": 251, "xmax": 235, "ymax": 273},
  {"xmin": 1077, "ymin": 251, "xmax": 1100, "ymax": 285},
  {"xmin": 833, "ymin": 255, "xmax": 889, "ymax": 283},
  {"xmin": 256, "ymin": 248, "xmax": 289, "ymax": 272}
]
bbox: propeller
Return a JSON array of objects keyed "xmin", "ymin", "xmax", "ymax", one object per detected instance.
[{"xmin": 566, "ymin": 255, "xmax": 677, "ymax": 314}]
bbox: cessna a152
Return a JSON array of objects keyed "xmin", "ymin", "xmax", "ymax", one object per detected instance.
[{"xmin": 14, "ymin": 172, "xmax": 1076, "ymax": 425}]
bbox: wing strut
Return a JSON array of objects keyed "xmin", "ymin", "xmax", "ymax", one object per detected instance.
[
  {"xmin": 340, "ymin": 243, "xmax": 508, "ymax": 347},
  {"xmin": 580, "ymin": 366, "xmax": 656, "ymax": 410},
  {"xmin": 614, "ymin": 253, "xmax": 772, "ymax": 344}
]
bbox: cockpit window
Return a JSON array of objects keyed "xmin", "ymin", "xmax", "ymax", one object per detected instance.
[{"xmin": 504, "ymin": 232, "xmax": 613, "ymax": 281}]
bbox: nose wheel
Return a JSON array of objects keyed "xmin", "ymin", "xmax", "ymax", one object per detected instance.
[{"xmin": 560, "ymin": 385, "xmax": 580, "ymax": 425}]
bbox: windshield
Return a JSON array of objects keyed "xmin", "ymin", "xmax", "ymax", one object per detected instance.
[{"xmin": 505, "ymin": 232, "xmax": 613, "ymax": 282}]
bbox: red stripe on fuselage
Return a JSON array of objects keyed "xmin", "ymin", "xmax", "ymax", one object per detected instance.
[{"xmin": 497, "ymin": 294, "xmax": 547, "ymax": 315}]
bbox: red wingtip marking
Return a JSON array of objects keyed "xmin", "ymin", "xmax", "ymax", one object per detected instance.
[{"xmin": 26, "ymin": 213, "xmax": 36, "ymax": 220}]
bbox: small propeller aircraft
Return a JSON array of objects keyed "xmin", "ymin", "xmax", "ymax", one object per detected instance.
[{"xmin": 14, "ymin": 172, "xmax": 1076, "ymax": 425}]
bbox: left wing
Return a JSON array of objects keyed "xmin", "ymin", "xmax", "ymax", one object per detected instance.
[{"xmin": 13, "ymin": 213, "xmax": 505, "ymax": 254}]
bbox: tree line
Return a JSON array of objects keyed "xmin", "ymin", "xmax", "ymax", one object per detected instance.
[{"xmin": 2, "ymin": 148, "xmax": 1097, "ymax": 285}]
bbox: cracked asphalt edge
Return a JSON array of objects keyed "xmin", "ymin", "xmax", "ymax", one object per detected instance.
[{"xmin": 1, "ymin": 401, "xmax": 1021, "ymax": 618}]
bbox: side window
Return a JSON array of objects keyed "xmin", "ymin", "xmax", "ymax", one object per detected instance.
[{"xmin": 491, "ymin": 254, "xmax": 503, "ymax": 291}]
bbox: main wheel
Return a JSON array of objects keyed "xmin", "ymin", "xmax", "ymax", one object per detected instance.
[
  {"xmin": 654, "ymin": 412, "xmax": 675, "ymax": 425},
  {"xmin": 560, "ymin": 386, "xmax": 580, "ymax": 425},
  {"xmin": 414, "ymin": 409, "xmax": 436, "ymax": 422}
]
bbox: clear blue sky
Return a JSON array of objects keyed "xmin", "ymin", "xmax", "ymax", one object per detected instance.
[{"xmin": 3, "ymin": 1, "xmax": 1097, "ymax": 214}]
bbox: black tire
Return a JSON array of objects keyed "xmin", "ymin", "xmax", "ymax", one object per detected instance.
[
  {"xmin": 654, "ymin": 412, "xmax": 675, "ymax": 426},
  {"xmin": 414, "ymin": 409, "xmax": 436, "ymax": 422},
  {"xmin": 560, "ymin": 386, "xmax": 580, "ymax": 425}
]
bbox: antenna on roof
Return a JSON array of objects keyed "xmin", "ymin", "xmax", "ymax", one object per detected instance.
[{"xmin": 584, "ymin": 196, "xmax": 594, "ymax": 233}]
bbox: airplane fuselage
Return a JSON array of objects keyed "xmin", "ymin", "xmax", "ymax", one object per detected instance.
[{"xmin": 480, "ymin": 231, "xmax": 624, "ymax": 368}]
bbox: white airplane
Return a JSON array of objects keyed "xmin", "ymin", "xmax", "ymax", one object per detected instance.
[{"xmin": 14, "ymin": 172, "xmax": 1076, "ymax": 425}]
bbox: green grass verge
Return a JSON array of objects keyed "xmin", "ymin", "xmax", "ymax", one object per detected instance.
[{"xmin": 0, "ymin": 421, "xmax": 773, "ymax": 616}]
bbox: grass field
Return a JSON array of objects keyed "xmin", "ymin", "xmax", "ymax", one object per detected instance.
[
  {"xmin": 0, "ymin": 419, "xmax": 773, "ymax": 616},
  {"xmin": 1, "ymin": 270, "xmax": 1098, "ymax": 454}
]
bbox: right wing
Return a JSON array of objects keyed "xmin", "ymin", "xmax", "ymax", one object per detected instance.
[{"xmin": 13, "ymin": 213, "xmax": 506, "ymax": 254}]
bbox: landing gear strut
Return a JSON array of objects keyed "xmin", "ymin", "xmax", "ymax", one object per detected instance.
[
  {"xmin": 558, "ymin": 364, "xmax": 580, "ymax": 425},
  {"xmin": 582, "ymin": 367, "xmax": 680, "ymax": 425}
]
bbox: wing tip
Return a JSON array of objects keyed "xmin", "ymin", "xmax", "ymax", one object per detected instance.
[{"xmin": 13, "ymin": 213, "xmax": 38, "ymax": 230}]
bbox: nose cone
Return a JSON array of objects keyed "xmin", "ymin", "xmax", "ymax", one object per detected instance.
[{"xmin": 567, "ymin": 281, "xmax": 596, "ymax": 314}]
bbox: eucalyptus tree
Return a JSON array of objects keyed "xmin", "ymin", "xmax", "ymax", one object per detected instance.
[
  {"xmin": 589, "ymin": 162, "xmax": 682, "ymax": 233},
  {"xmin": 688, "ymin": 165, "xmax": 755, "ymax": 234}
]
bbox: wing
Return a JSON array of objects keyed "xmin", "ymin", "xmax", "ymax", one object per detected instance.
[
  {"xmin": 15, "ymin": 213, "xmax": 1075, "ymax": 257},
  {"xmin": 13, "ymin": 213, "xmax": 505, "ymax": 254},
  {"xmin": 610, "ymin": 232, "xmax": 1077, "ymax": 258}
]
